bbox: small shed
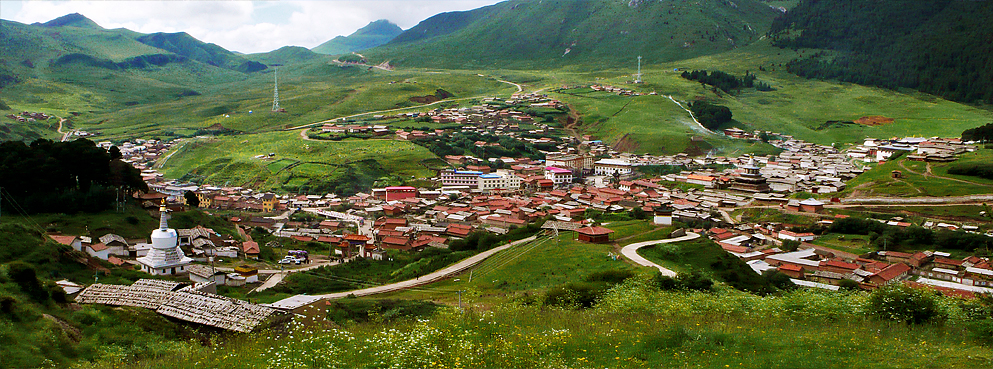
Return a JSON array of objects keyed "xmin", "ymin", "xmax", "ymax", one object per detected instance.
[{"xmin": 576, "ymin": 226, "xmax": 615, "ymax": 244}]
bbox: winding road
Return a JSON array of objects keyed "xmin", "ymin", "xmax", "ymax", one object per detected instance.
[
  {"xmin": 620, "ymin": 232, "xmax": 701, "ymax": 277},
  {"xmin": 314, "ymin": 235, "xmax": 539, "ymax": 299}
]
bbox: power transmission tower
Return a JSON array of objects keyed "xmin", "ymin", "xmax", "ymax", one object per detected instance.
[
  {"xmin": 271, "ymin": 66, "xmax": 281, "ymax": 112},
  {"xmin": 635, "ymin": 56, "xmax": 643, "ymax": 84}
]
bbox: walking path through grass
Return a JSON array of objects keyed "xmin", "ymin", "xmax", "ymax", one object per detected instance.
[
  {"xmin": 665, "ymin": 95, "xmax": 717, "ymax": 136},
  {"xmin": 621, "ymin": 232, "xmax": 701, "ymax": 277}
]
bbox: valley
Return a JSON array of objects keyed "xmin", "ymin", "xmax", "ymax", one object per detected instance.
[{"xmin": 2, "ymin": 1, "xmax": 993, "ymax": 368}]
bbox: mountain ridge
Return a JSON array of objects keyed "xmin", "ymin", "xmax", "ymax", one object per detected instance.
[
  {"xmin": 312, "ymin": 19, "xmax": 403, "ymax": 55},
  {"xmin": 367, "ymin": 0, "xmax": 781, "ymax": 69},
  {"xmin": 34, "ymin": 12, "xmax": 102, "ymax": 29}
]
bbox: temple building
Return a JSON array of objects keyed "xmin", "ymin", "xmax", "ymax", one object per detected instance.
[
  {"xmin": 730, "ymin": 157, "xmax": 771, "ymax": 193},
  {"xmin": 137, "ymin": 201, "xmax": 193, "ymax": 275}
]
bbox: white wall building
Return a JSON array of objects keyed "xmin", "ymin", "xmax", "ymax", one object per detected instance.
[
  {"xmin": 440, "ymin": 170, "xmax": 483, "ymax": 188},
  {"xmin": 544, "ymin": 166, "xmax": 573, "ymax": 186},
  {"xmin": 594, "ymin": 158, "xmax": 633, "ymax": 176},
  {"xmin": 477, "ymin": 171, "xmax": 522, "ymax": 191}
]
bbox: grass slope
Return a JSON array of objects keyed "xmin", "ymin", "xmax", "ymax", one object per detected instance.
[
  {"xmin": 369, "ymin": 0, "xmax": 780, "ymax": 69},
  {"xmin": 161, "ymin": 130, "xmax": 436, "ymax": 194},
  {"xmin": 528, "ymin": 38, "xmax": 991, "ymax": 153},
  {"xmin": 841, "ymin": 150, "xmax": 993, "ymax": 198}
]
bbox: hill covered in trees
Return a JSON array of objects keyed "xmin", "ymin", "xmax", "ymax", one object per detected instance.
[
  {"xmin": 0, "ymin": 139, "xmax": 147, "ymax": 214},
  {"xmin": 769, "ymin": 0, "xmax": 993, "ymax": 104}
]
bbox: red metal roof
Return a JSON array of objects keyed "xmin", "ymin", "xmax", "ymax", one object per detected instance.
[{"xmin": 576, "ymin": 226, "xmax": 615, "ymax": 236}]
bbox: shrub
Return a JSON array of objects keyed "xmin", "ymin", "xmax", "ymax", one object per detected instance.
[
  {"xmin": 0, "ymin": 295, "xmax": 15, "ymax": 314},
  {"xmin": 838, "ymin": 279, "xmax": 861, "ymax": 291},
  {"xmin": 867, "ymin": 285, "xmax": 946, "ymax": 324},
  {"xmin": 762, "ymin": 270, "xmax": 797, "ymax": 291},
  {"xmin": 543, "ymin": 282, "xmax": 603, "ymax": 308},
  {"xmin": 584, "ymin": 269, "xmax": 635, "ymax": 284},
  {"xmin": 653, "ymin": 271, "xmax": 714, "ymax": 292},
  {"xmin": 7, "ymin": 261, "xmax": 49, "ymax": 302},
  {"xmin": 969, "ymin": 319, "xmax": 993, "ymax": 346}
]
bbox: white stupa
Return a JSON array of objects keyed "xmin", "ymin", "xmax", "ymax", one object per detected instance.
[{"xmin": 137, "ymin": 200, "xmax": 193, "ymax": 276}]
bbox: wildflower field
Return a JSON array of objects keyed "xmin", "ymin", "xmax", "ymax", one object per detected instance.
[{"xmin": 72, "ymin": 276, "xmax": 993, "ymax": 369}]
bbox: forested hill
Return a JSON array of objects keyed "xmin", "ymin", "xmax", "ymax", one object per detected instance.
[
  {"xmin": 367, "ymin": 0, "xmax": 781, "ymax": 69},
  {"xmin": 769, "ymin": 0, "xmax": 993, "ymax": 104}
]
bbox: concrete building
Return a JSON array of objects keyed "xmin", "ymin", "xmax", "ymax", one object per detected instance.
[
  {"xmin": 594, "ymin": 158, "xmax": 633, "ymax": 176},
  {"xmin": 544, "ymin": 166, "xmax": 573, "ymax": 186},
  {"xmin": 440, "ymin": 170, "xmax": 483, "ymax": 188},
  {"xmin": 477, "ymin": 171, "xmax": 522, "ymax": 192}
]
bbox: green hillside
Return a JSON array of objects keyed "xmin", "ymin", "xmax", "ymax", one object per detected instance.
[
  {"xmin": 135, "ymin": 32, "xmax": 267, "ymax": 73},
  {"xmin": 769, "ymin": 0, "xmax": 993, "ymax": 104},
  {"xmin": 243, "ymin": 46, "xmax": 328, "ymax": 66},
  {"xmin": 161, "ymin": 131, "xmax": 437, "ymax": 195},
  {"xmin": 366, "ymin": 0, "xmax": 781, "ymax": 69},
  {"xmin": 523, "ymin": 39, "xmax": 991, "ymax": 153},
  {"xmin": 311, "ymin": 19, "xmax": 403, "ymax": 55}
]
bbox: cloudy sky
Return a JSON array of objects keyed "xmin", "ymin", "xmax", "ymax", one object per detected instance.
[{"xmin": 0, "ymin": 1, "xmax": 503, "ymax": 53}]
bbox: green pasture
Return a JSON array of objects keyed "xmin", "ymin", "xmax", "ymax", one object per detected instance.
[
  {"xmin": 842, "ymin": 153, "xmax": 993, "ymax": 197},
  {"xmin": 160, "ymin": 130, "xmax": 436, "ymax": 193},
  {"xmin": 422, "ymin": 234, "xmax": 637, "ymax": 296},
  {"xmin": 810, "ymin": 233, "xmax": 875, "ymax": 256}
]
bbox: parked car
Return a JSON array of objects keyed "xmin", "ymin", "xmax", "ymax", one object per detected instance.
[{"xmin": 277, "ymin": 256, "xmax": 303, "ymax": 265}]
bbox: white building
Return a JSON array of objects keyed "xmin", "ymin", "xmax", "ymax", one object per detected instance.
[
  {"xmin": 477, "ymin": 171, "xmax": 522, "ymax": 191},
  {"xmin": 544, "ymin": 166, "xmax": 573, "ymax": 186},
  {"xmin": 594, "ymin": 158, "xmax": 633, "ymax": 176},
  {"xmin": 440, "ymin": 170, "xmax": 483, "ymax": 188},
  {"xmin": 778, "ymin": 230, "xmax": 816, "ymax": 242},
  {"xmin": 137, "ymin": 202, "xmax": 193, "ymax": 276}
]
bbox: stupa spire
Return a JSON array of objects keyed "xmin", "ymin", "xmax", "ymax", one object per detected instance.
[{"xmin": 159, "ymin": 198, "xmax": 169, "ymax": 230}]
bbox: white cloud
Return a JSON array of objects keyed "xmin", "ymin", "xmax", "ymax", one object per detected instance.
[{"xmin": 4, "ymin": 0, "xmax": 502, "ymax": 53}]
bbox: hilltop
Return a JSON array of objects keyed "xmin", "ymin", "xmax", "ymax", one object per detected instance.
[
  {"xmin": 33, "ymin": 12, "xmax": 102, "ymax": 29},
  {"xmin": 311, "ymin": 19, "xmax": 403, "ymax": 55},
  {"xmin": 366, "ymin": 0, "xmax": 782, "ymax": 69}
]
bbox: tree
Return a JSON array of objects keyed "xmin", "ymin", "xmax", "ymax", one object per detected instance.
[
  {"xmin": 838, "ymin": 279, "xmax": 861, "ymax": 291},
  {"xmin": 781, "ymin": 240, "xmax": 801, "ymax": 252},
  {"xmin": 184, "ymin": 190, "xmax": 200, "ymax": 208},
  {"xmin": 763, "ymin": 270, "xmax": 797, "ymax": 291},
  {"xmin": 108, "ymin": 146, "xmax": 122, "ymax": 159}
]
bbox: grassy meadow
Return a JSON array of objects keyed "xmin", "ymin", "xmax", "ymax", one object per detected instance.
[
  {"xmin": 841, "ymin": 150, "xmax": 993, "ymax": 198},
  {"xmin": 160, "ymin": 130, "xmax": 436, "ymax": 193},
  {"xmin": 68, "ymin": 279, "xmax": 993, "ymax": 369}
]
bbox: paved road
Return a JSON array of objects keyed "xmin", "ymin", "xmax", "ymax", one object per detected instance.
[
  {"xmin": 619, "ymin": 232, "xmax": 701, "ymax": 277},
  {"xmin": 314, "ymin": 235, "xmax": 539, "ymax": 299}
]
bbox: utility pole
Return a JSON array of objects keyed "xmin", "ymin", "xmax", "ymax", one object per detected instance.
[{"xmin": 457, "ymin": 290, "xmax": 463, "ymax": 310}]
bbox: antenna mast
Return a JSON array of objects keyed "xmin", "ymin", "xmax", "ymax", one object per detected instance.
[{"xmin": 271, "ymin": 66, "xmax": 281, "ymax": 112}]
